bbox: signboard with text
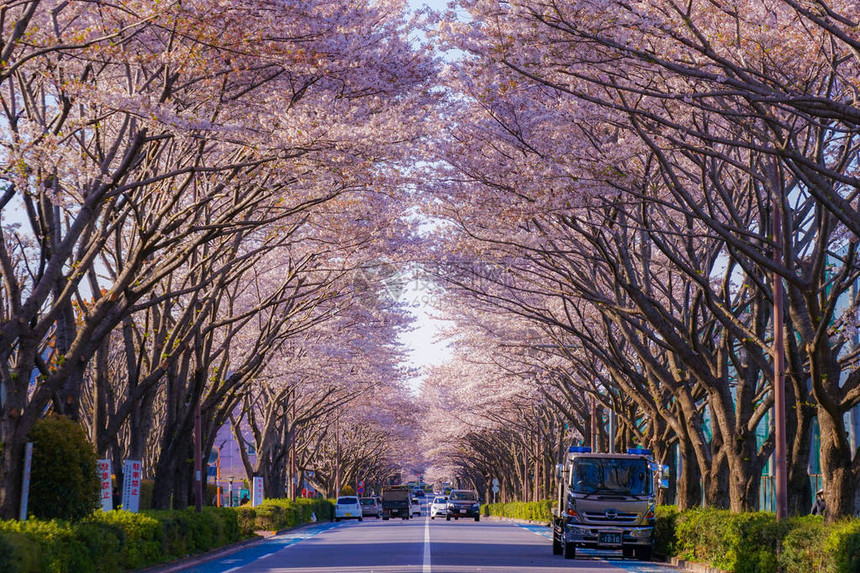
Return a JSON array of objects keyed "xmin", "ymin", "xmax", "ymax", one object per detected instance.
[
  {"xmin": 122, "ymin": 460, "xmax": 142, "ymax": 513},
  {"xmin": 97, "ymin": 459, "xmax": 113, "ymax": 511},
  {"xmin": 252, "ymin": 476, "xmax": 264, "ymax": 507}
]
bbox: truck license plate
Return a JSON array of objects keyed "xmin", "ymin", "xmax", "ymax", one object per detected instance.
[
  {"xmin": 459, "ymin": 509, "xmax": 467, "ymax": 513},
  {"xmin": 345, "ymin": 513, "xmax": 351, "ymax": 517},
  {"xmin": 599, "ymin": 532, "xmax": 622, "ymax": 545}
]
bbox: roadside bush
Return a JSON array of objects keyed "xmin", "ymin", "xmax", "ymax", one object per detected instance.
[
  {"xmin": 0, "ymin": 518, "xmax": 91, "ymax": 573},
  {"xmin": 234, "ymin": 498, "xmax": 335, "ymax": 536},
  {"xmin": 0, "ymin": 529, "xmax": 41, "ymax": 572},
  {"xmin": 86, "ymin": 510, "xmax": 163, "ymax": 569},
  {"xmin": 778, "ymin": 516, "xmax": 832, "ymax": 573},
  {"xmin": 481, "ymin": 500, "xmax": 553, "ymax": 522},
  {"xmin": 674, "ymin": 507, "xmax": 730, "ymax": 565},
  {"xmin": 823, "ymin": 519, "xmax": 860, "ymax": 573},
  {"xmin": 653, "ymin": 506, "xmax": 679, "ymax": 557},
  {"xmin": 27, "ymin": 415, "xmax": 100, "ymax": 521}
]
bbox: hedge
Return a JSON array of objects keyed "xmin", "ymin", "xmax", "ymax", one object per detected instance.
[
  {"xmin": 481, "ymin": 500, "xmax": 553, "ymax": 522},
  {"xmin": 0, "ymin": 497, "xmax": 337, "ymax": 572},
  {"xmin": 482, "ymin": 501, "xmax": 860, "ymax": 572},
  {"xmin": 0, "ymin": 507, "xmax": 241, "ymax": 573},
  {"xmin": 234, "ymin": 498, "xmax": 334, "ymax": 536},
  {"xmin": 672, "ymin": 508, "xmax": 860, "ymax": 573}
]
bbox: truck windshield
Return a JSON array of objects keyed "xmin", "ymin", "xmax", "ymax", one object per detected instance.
[{"xmin": 571, "ymin": 458, "xmax": 650, "ymax": 495}]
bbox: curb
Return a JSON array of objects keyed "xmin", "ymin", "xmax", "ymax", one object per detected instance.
[
  {"xmin": 483, "ymin": 515, "xmax": 551, "ymax": 527},
  {"xmin": 669, "ymin": 558, "xmax": 728, "ymax": 573},
  {"xmin": 135, "ymin": 521, "xmax": 327, "ymax": 572}
]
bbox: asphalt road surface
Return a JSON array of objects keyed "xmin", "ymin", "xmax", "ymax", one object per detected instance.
[{"xmin": 178, "ymin": 514, "xmax": 678, "ymax": 573}]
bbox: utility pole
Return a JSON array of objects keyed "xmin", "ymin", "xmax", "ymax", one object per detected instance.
[
  {"xmin": 194, "ymin": 398, "xmax": 203, "ymax": 512},
  {"xmin": 772, "ymin": 169, "xmax": 788, "ymax": 520}
]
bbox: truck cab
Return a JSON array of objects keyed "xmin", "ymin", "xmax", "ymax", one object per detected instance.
[{"xmin": 552, "ymin": 446, "xmax": 668, "ymax": 561}]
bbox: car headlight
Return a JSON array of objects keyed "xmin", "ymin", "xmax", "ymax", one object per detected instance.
[{"xmin": 472, "ymin": 503, "xmax": 480, "ymax": 510}]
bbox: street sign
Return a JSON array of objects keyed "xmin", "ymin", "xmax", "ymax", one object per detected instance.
[
  {"xmin": 97, "ymin": 459, "xmax": 112, "ymax": 512},
  {"xmin": 492, "ymin": 478, "xmax": 499, "ymax": 486},
  {"xmin": 492, "ymin": 485, "xmax": 499, "ymax": 493},
  {"xmin": 358, "ymin": 485, "xmax": 364, "ymax": 494}
]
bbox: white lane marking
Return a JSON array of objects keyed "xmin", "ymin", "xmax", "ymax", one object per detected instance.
[
  {"xmin": 223, "ymin": 567, "xmax": 242, "ymax": 573},
  {"xmin": 259, "ymin": 552, "xmax": 276, "ymax": 559},
  {"xmin": 422, "ymin": 515, "xmax": 431, "ymax": 573}
]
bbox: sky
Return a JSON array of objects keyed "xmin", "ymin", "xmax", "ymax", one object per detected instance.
[{"xmin": 397, "ymin": 0, "xmax": 457, "ymax": 395}]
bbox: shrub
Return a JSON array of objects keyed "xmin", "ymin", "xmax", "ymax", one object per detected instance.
[
  {"xmin": 481, "ymin": 500, "xmax": 553, "ymax": 522},
  {"xmin": 0, "ymin": 529, "xmax": 41, "ymax": 573},
  {"xmin": 138, "ymin": 480, "xmax": 154, "ymax": 511},
  {"xmin": 824, "ymin": 519, "xmax": 860, "ymax": 573},
  {"xmin": 654, "ymin": 506, "xmax": 679, "ymax": 557},
  {"xmin": 26, "ymin": 415, "xmax": 100, "ymax": 521},
  {"xmin": 85, "ymin": 510, "xmax": 163, "ymax": 569},
  {"xmin": 234, "ymin": 498, "xmax": 334, "ymax": 536},
  {"xmin": 778, "ymin": 516, "xmax": 831, "ymax": 573},
  {"xmin": 674, "ymin": 507, "xmax": 730, "ymax": 565},
  {"xmin": 341, "ymin": 485, "xmax": 356, "ymax": 496},
  {"xmin": 0, "ymin": 518, "xmax": 92, "ymax": 573}
]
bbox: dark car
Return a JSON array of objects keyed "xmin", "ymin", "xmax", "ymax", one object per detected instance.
[
  {"xmin": 360, "ymin": 497, "xmax": 382, "ymax": 518},
  {"xmin": 446, "ymin": 489, "xmax": 480, "ymax": 521}
]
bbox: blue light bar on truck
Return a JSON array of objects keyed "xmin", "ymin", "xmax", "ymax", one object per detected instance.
[
  {"xmin": 627, "ymin": 448, "xmax": 652, "ymax": 456},
  {"xmin": 568, "ymin": 446, "xmax": 592, "ymax": 453}
]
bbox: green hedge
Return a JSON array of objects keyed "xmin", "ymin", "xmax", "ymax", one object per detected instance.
[
  {"xmin": 481, "ymin": 500, "xmax": 553, "ymax": 522},
  {"xmin": 0, "ymin": 507, "xmax": 242, "ymax": 573},
  {"xmin": 234, "ymin": 498, "xmax": 334, "ymax": 536},
  {"xmin": 672, "ymin": 508, "xmax": 860, "ymax": 573},
  {"xmin": 480, "ymin": 501, "xmax": 860, "ymax": 572}
]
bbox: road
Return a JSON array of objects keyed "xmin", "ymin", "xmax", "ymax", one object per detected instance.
[{"xmin": 178, "ymin": 512, "xmax": 678, "ymax": 573}]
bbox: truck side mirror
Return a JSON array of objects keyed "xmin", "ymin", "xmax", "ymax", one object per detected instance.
[
  {"xmin": 659, "ymin": 465, "xmax": 669, "ymax": 489},
  {"xmin": 555, "ymin": 464, "xmax": 565, "ymax": 480}
]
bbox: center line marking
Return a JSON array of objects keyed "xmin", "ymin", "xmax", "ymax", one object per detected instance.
[{"xmin": 422, "ymin": 516, "xmax": 431, "ymax": 573}]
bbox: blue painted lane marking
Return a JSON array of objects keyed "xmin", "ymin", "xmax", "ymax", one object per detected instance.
[
  {"xmin": 515, "ymin": 523, "xmax": 676, "ymax": 572},
  {"xmin": 179, "ymin": 522, "xmax": 342, "ymax": 573}
]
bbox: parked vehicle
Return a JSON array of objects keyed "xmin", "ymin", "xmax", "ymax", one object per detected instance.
[
  {"xmin": 335, "ymin": 496, "xmax": 363, "ymax": 522},
  {"xmin": 551, "ymin": 447, "xmax": 669, "ymax": 561},
  {"xmin": 446, "ymin": 489, "xmax": 480, "ymax": 521},
  {"xmin": 410, "ymin": 497, "xmax": 421, "ymax": 517},
  {"xmin": 381, "ymin": 485, "xmax": 410, "ymax": 520},
  {"xmin": 430, "ymin": 496, "xmax": 448, "ymax": 519},
  {"xmin": 360, "ymin": 497, "xmax": 382, "ymax": 518}
]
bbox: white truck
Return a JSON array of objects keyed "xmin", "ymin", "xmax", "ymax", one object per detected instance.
[{"xmin": 552, "ymin": 446, "xmax": 668, "ymax": 561}]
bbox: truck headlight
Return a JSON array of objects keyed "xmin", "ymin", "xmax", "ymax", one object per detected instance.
[
  {"xmin": 638, "ymin": 503, "xmax": 656, "ymax": 525},
  {"xmin": 565, "ymin": 502, "xmax": 581, "ymax": 523}
]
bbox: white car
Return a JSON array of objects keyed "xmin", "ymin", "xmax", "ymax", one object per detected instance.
[
  {"xmin": 335, "ymin": 496, "xmax": 363, "ymax": 522},
  {"xmin": 410, "ymin": 497, "xmax": 421, "ymax": 517},
  {"xmin": 430, "ymin": 496, "xmax": 448, "ymax": 519}
]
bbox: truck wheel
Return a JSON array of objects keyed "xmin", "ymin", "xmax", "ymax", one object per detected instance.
[
  {"xmin": 383, "ymin": 516, "xmax": 389, "ymax": 521},
  {"xmin": 552, "ymin": 533, "xmax": 562, "ymax": 555},
  {"xmin": 563, "ymin": 538, "xmax": 576, "ymax": 560},
  {"xmin": 622, "ymin": 547, "xmax": 633, "ymax": 558},
  {"xmin": 634, "ymin": 547, "xmax": 652, "ymax": 561},
  {"xmin": 335, "ymin": 518, "xmax": 340, "ymax": 522},
  {"xmin": 359, "ymin": 517, "xmax": 363, "ymax": 522},
  {"xmin": 474, "ymin": 516, "xmax": 480, "ymax": 522},
  {"xmin": 446, "ymin": 515, "xmax": 451, "ymax": 521}
]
